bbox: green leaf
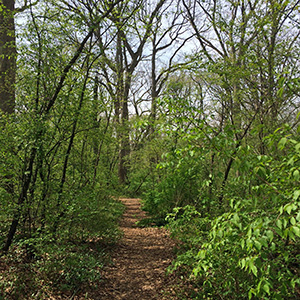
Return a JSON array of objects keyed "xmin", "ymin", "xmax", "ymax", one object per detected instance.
[
  {"xmin": 253, "ymin": 228, "xmax": 260, "ymax": 237},
  {"xmin": 290, "ymin": 217, "xmax": 296, "ymax": 225},
  {"xmin": 279, "ymin": 206, "xmax": 284, "ymax": 215},
  {"xmin": 248, "ymin": 289, "xmax": 254, "ymax": 299},
  {"xmin": 287, "ymin": 157, "xmax": 295, "ymax": 166},
  {"xmin": 266, "ymin": 230, "xmax": 274, "ymax": 242},
  {"xmin": 292, "ymin": 226, "xmax": 300, "ymax": 237},
  {"xmin": 246, "ymin": 238, "xmax": 253, "ymax": 249},
  {"xmin": 270, "ymin": 242, "xmax": 276, "ymax": 251},
  {"xmin": 247, "ymin": 228, "xmax": 252, "ymax": 238},
  {"xmin": 276, "ymin": 219, "xmax": 282, "ymax": 229},
  {"xmin": 263, "ymin": 283, "xmax": 270, "ymax": 295},
  {"xmin": 255, "ymin": 166, "xmax": 266, "ymax": 177},
  {"xmin": 286, "ymin": 204, "xmax": 293, "ymax": 214},
  {"xmin": 198, "ymin": 249, "xmax": 206, "ymax": 259},
  {"xmin": 249, "ymin": 260, "xmax": 258, "ymax": 277},
  {"xmin": 278, "ymin": 137, "xmax": 287, "ymax": 150},
  {"xmin": 259, "ymin": 237, "xmax": 268, "ymax": 248},
  {"xmin": 254, "ymin": 240, "xmax": 262, "ymax": 250},
  {"xmin": 240, "ymin": 258, "xmax": 246, "ymax": 269},
  {"xmin": 293, "ymin": 170, "xmax": 300, "ymax": 181},
  {"xmin": 293, "ymin": 190, "xmax": 300, "ymax": 200},
  {"xmin": 241, "ymin": 239, "xmax": 245, "ymax": 249},
  {"xmin": 193, "ymin": 266, "xmax": 200, "ymax": 277}
]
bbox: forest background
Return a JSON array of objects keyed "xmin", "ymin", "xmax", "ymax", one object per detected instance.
[{"xmin": 0, "ymin": 0, "xmax": 300, "ymax": 299}]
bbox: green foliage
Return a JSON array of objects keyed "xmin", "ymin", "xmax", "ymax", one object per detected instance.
[
  {"xmin": 1, "ymin": 0, "xmax": 300, "ymax": 298},
  {"xmin": 0, "ymin": 194, "xmax": 124, "ymax": 299},
  {"xmin": 142, "ymin": 146, "xmax": 205, "ymax": 218},
  {"xmin": 165, "ymin": 128, "xmax": 300, "ymax": 299},
  {"xmin": 0, "ymin": 240, "xmax": 106, "ymax": 299},
  {"xmin": 65, "ymin": 190, "xmax": 124, "ymax": 242},
  {"xmin": 166, "ymin": 205, "xmax": 208, "ymax": 249},
  {"xmin": 35, "ymin": 242, "xmax": 105, "ymax": 291}
]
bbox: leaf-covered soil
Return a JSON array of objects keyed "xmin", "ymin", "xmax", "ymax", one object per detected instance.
[
  {"xmin": 1, "ymin": 198, "xmax": 187, "ymax": 299},
  {"xmin": 88, "ymin": 198, "xmax": 180, "ymax": 300}
]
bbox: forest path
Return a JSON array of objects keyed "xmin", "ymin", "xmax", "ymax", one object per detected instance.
[{"xmin": 93, "ymin": 198, "xmax": 179, "ymax": 300}]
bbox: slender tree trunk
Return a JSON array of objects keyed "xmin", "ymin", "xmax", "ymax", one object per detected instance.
[
  {"xmin": 149, "ymin": 36, "xmax": 158, "ymax": 136},
  {"xmin": 118, "ymin": 71, "xmax": 131, "ymax": 184},
  {"xmin": 52, "ymin": 69, "xmax": 89, "ymax": 234},
  {"xmin": 115, "ymin": 31, "xmax": 131, "ymax": 184},
  {"xmin": 115, "ymin": 32, "xmax": 122, "ymax": 124}
]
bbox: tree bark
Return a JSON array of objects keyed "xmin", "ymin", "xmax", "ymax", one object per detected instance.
[{"xmin": 0, "ymin": 0, "xmax": 16, "ymax": 114}]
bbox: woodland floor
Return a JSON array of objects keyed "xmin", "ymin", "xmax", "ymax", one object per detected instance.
[
  {"xmin": 85, "ymin": 198, "xmax": 181, "ymax": 300},
  {"xmin": 1, "ymin": 198, "xmax": 189, "ymax": 300}
]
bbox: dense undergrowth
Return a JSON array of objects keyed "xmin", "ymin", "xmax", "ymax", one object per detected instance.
[
  {"xmin": 138, "ymin": 123, "xmax": 300, "ymax": 299},
  {"xmin": 0, "ymin": 194, "xmax": 124, "ymax": 300}
]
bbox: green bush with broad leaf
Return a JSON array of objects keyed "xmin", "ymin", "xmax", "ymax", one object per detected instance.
[{"xmin": 164, "ymin": 126, "xmax": 300, "ymax": 299}]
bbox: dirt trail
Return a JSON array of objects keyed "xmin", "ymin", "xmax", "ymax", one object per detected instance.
[{"xmin": 94, "ymin": 198, "xmax": 178, "ymax": 300}]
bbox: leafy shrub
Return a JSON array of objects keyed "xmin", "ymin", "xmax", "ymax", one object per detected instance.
[
  {"xmin": 142, "ymin": 147, "xmax": 205, "ymax": 219},
  {"xmin": 64, "ymin": 190, "xmax": 124, "ymax": 242},
  {"xmin": 167, "ymin": 201, "xmax": 300, "ymax": 299},
  {"xmin": 165, "ymin": 128, "xmax": 300, "ymax": 299},
  {"xmin": 35, "ymin": 242, "xmax": 105, "ymax": 291},
  {"xmin": 0, "ymin": 191, "xmax": 124, "ymax": 299}
]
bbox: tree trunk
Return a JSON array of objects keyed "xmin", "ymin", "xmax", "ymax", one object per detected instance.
[
  {"xmin": 0, "ymin": 0, "xmax": 16, "ymax": 114},
  {"xmin": 118, "ymin": 71, "xmax": 131, "ymax": 184}
]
